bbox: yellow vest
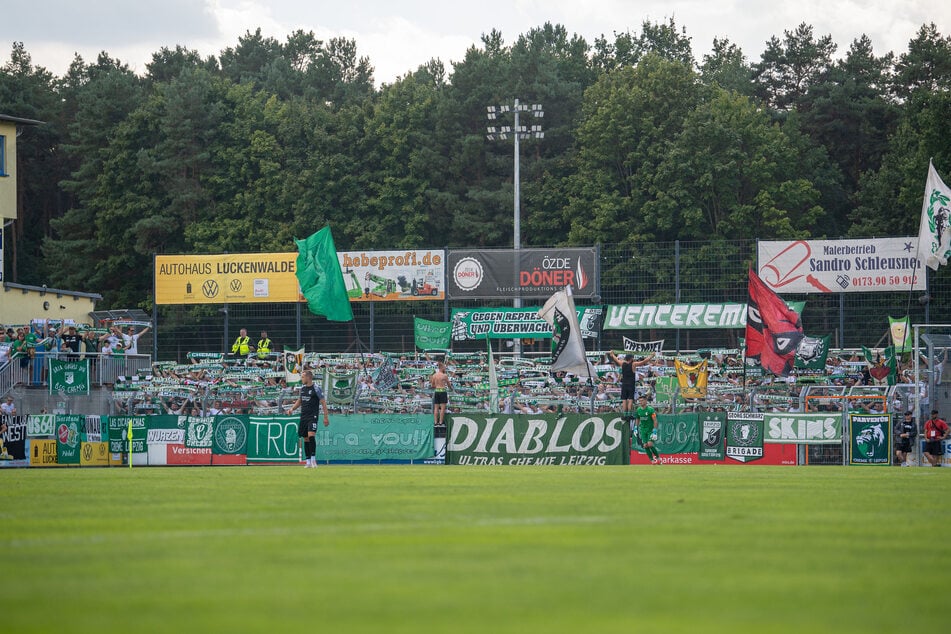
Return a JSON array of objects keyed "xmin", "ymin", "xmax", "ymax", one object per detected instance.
[
  {"xmin": 232, "ymin": 336, "xmax": 250, "ymax": 355},
  {"xmin": 257, "ymin": 338, "xmax": 272, "ymax": 359}
]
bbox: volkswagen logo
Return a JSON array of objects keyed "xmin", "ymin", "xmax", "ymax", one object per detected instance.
[{"xmin": 202, "ymin": 279, "xmax": 219, "ymax": 298}]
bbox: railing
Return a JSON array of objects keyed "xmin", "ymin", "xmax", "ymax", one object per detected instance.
[{"xmin": 0, "ymin": 353, "xmax": 152, "ymax": 394}]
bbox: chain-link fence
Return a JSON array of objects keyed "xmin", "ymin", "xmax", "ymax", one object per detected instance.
[{"xmin": 153, "ymin": 240, "xmax": 950, "ymax": 361}]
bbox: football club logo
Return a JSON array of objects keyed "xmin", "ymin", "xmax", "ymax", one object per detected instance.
[
  {"xmin": 726, "ymin": 415, "xmax": 764, "ymax": 463},
  {"xmin": 214, "ymin": 417, "xmax": 247, "ymax": 454}
]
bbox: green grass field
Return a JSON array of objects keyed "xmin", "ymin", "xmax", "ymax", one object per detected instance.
[{"xmin": 3, "ymin": 465, "xmax": 949, "ymax": 633}]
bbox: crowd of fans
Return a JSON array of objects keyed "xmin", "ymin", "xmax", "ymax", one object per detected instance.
[{"xmin": 3, "ymin": 319, "xmax": 942, "ymax": 419}]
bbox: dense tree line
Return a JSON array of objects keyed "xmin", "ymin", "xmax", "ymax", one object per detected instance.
[{"xmin": 1, "ymin": 20, "xmax": 950, "ymax": 309}]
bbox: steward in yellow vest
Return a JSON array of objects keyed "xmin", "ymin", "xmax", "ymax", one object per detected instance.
[
  {"xmin": 232, "ymin": 328, "xmax": 251, "ymax": 355},
  {"xmin": 257, "ymin": 331, "xmax": 272, "ymax": 359}
]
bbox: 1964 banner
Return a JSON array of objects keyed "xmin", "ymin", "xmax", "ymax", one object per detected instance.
[
  {"xmin": 758, "ymin": 238, "xmax": 924, "ymax": 293},
  {"xmin": 446, "ymin": 414, "xmax": 629, "ymax": 465},
  {"xmin": 447, "ymin": 248, "xmax": 598, "ymax": 299}
]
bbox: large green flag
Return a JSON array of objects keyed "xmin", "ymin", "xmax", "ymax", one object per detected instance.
[
  {"xmin": 413, "ymin": 317, "xmax": 451, "ymax": 350},
  {"xmin": 294, "ymin": 226, "xmax": 353, "ymax": 321}
]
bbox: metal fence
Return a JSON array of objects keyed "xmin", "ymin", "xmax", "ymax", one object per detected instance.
[{"xmin": 153, "ymin": 240, "xmax": 951, "ymax": 361}]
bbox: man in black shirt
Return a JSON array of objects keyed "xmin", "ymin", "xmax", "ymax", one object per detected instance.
[
  {"xmin": 287, "ymin": 370, "xmax": 330, "ymax": 468},
  {"xmin": 894, "ymin": 411, "xmax": 918, "ymax": 466},
  {"xmin": 58, "ymin": 325, "xmax": 83, "ymax": 361}
]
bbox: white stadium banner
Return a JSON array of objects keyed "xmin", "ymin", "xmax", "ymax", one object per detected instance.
[{"xmin": 758, "ymin": 238, "xmax": 926, "ymax": 294}]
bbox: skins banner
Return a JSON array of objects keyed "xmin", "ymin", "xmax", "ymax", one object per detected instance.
[
  {"xmin": 763, "ymin": 412, "xmax": 842, "ymax": 444},
  {"xmin": 446, "ymin": 414, "xmax": 629, "ymax": 465},
  {"xmin": 315, "ymin": 413, "xmax": 433, "ymax": 462},
  {"xmin": 849, "ymin": 414, "xmax": 891, "ymax": 465},
  {"xmin": 446, "ymin": 248, "xmax": 597, "ymax": 299},
  {"xmin": 698, "ymin": 412, "xmax": 726, "ymax": 460},
  {"xmin": 725, "ymin": 413, "xmax": 765, "ymax": 463}
]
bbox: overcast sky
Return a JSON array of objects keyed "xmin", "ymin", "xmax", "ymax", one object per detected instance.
[{"xmin": 2, "ymin": 1, "xmax": 948, "ymax": 85}]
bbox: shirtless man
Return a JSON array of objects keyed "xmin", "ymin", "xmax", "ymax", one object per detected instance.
[{"xmin": 431, "ymin": 362, "xmax": 450, "ymax": 427}]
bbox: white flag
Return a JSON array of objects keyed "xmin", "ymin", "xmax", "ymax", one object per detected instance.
[
  {"xmin": 538, "ymin": 286, "xmax": 596, "ymax": 378},
  {"xmin": 917, "ymin": 160, "xmax": 951, "ymax": 270},
  {"xmin": 487, "ymin": 339, "xmax": 499, "ymax": 414},
  {"xmin": 284, "ymin": 348, "xmax": 304, "ymax": 385}
]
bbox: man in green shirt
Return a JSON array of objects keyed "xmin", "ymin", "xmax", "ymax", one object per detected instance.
[{"xmin": 633, "ymin": 395, "xmax": 661, "ymax": 464}]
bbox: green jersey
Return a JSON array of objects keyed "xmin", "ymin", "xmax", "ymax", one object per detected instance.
[{"xmin": 634, "ymin": 405, "xmax": 656, "ymax": 426}]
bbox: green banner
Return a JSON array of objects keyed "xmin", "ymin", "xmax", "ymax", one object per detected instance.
[
  {"xmin": 414, "ymin": 317, "xmax": 452, "ymax": 350},
  {"xmin": 323, "ymin": 371, "xmax": 357, "ymax": 406},
  {"xmin": 315, "ymin": 413, "xmax": 433, "ymax": 461},
  {"xmin": 795, "ymin": 334, "xmax": 830, "ymax": 370},
  {"xmin": 56, "ymin": 414, "xmax": 84, "ymax": 464},
  {"xmin": 246, "ymin": 416, "xmax": 302, "ymax": 463},
  {"xmin": 450, "ymin": 307, "xmax": 601, "ymax": 340},
  {"xmin": 108, "ymin": 416, "xmax": 148, "ymax": 453},
  {"xmin": 725, "ymin": 413, "xmax": 765, "ymax": 463},
  {"xmin": 763, "ymin": 412, "xmax": 842, "ymax": 444},
  {"xmin": 446, "ymin": 414, "xmax": 629, "ymax": 465},
  {"xmin": 184, "ymin": 416, "xmax": 215, "ymax": 448},
  {"xmin": 213, "ymin": 415, "xmax": 249, "ymax": 455},
  {"xmin": 49, "ymin": 358, "xmax": 90, "ymax": 395},
  {"xmin": 631, "ymin": 414, "xmax": 700, "ymax": 456},
  {"xmin": 698, "ymin": 412, "xmax": 726, "ymax": 460},
  {"xmin": 849, "ymin": 414, "xmax": 891, "ymax": 465}
]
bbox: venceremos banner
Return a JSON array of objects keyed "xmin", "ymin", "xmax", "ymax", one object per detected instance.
[
  {"xmin": 605, "ymin": 301, "xmax": 806, "ymax": 330},
  {"xmin": 49, "ymin": 359, "xmax": 90, "ymax": 395},
  {"xmin": 446, "ymin": 414, "xmax": 629, "ymax": 465},
  {"xmin": 450, "ymin": 306, "xmax": 603, "ymax": 340},
  {"xmin": 758, "ymin": 238, "xmax": 924, "ymax": 293}
]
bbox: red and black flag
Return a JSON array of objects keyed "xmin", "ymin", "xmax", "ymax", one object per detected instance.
[{"xmin": 746, "ymin": 269, "xmax": 803, "ymax": 377}]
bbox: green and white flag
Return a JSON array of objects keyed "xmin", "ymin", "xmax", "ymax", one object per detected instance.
[
  {"xmin": 794, "ymin": 334, "xmax": 830, "ymax": 370},
  {"xmin": 414, "ymin": 317, "xmax": 452, "ymax": 350},
  {"xmin": 917, "ymin": 160, "xmax": 951, "ymax": 270},
  {"xmin": 889, "ymin": 316, "xmax": 912, "ymax": 353},
  {"xmin": 295, "ymin": 226, "xmax": 354, "ymax": 321},
  {"xmin": 49, "ymin": 358, "xmax": 90, "ymax": 395}
]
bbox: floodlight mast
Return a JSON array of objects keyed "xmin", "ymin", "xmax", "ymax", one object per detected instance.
[{"xmin": 485, "ymin": 99, "xmax": 544, "ymax": 355}]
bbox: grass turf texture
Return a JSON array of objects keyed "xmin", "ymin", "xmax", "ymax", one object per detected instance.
[{"xmin": 3, "ymin": 465, "xmax": 949, "ymax": 633}]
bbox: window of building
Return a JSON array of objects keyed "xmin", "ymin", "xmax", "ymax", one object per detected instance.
[{"xmin": 0, "ymin": 134, "xmax": 6, "ymax": 176}]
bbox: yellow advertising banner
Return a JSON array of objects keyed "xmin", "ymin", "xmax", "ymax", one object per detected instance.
[
  {"xmin": 80, "ymin": 441, "xmax": 111, "ymax": 466},
  {"xmin": 155, "ymin": 249, "xmax": 447, "ymax": 305},
  {"xmin": 30, "ymin": 439, "xmax": 61, "ymax": 467},
  {"xmin": 155, "ymin": 253, "xmax": 301, "ymax": 305}
]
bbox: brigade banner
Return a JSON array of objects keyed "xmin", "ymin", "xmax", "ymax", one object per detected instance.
[
  {"xmin": 339, "ymin": 249, "xmax": 445, "ymax": 302},
  {"xmin": 446, "ymin": 414, "xmax": 629, "ymax": 465},
  {"xmin": 447, "ymin": 248, "xmax": 598, "ymax": 300},
  {"xmin": 49, "ymin": 359, "xmax": 90, "ymax": 395},
  {"xmin": 315, "ymin": 413, "xmax": 433, "ymax": 462},
  {"xmin": 849, "ymin": 414, "xmax": 891, "ymax": 465},
  {"xmin": 698, "ymin": 412, "xmax": 726, "ymax": 460},
  {"xmin": 763, "ymin": 412, "xmax": 843, "ymax": 444},
  {"xmin": 758, "ymin": 238, "xmax": 925, "ymax": 293},
  {"xmin": 725, "ymin": 413, "xmax": 765, "ymax": 463},
  {"xmin": 450, "ymin": 306, "xmax": 602, "ymax": 341},
  {"xmin": 155, "ymin": 253, "xmax": 300, "ymax": 304}
]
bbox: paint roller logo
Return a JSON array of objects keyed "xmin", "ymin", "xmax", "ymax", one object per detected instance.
[{"xmin": 760, "ymin": 241, "xmax": 833, "ymax": 292}]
